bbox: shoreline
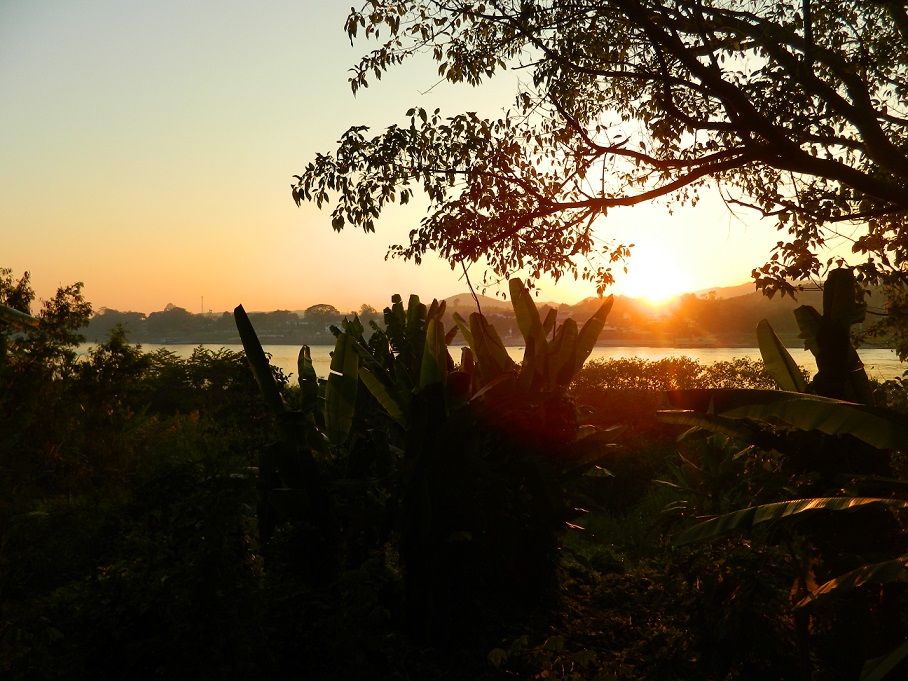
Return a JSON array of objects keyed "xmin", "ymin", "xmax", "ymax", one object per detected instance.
[{"xmin": 110, "ymin": 337, "xmax": 898, "ymax": 351}]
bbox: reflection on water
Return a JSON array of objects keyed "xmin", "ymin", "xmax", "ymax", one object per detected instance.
[{"xmin": 125, "ymin": 343, "xmax": 905, "ymax": 382}]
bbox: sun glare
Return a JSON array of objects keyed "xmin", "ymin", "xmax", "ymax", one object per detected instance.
[{"xmin": 618, "ymin": 252, "xmax": 693, "ymax": 304}]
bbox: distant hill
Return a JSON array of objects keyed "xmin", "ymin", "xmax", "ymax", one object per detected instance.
[
  {"xmin": 442, "ymin": 280, "xmax": 833, "ymax": 315},
  {"xmin": 443, "ymin": 282, "xmax": 768, "ymax": 313},
  {"xmin": 85, "ymin": 278, "xmax": 893, "ymax": 348},
  {"xmin": 443, "ymin": 293, "xmax": 510, "ymax": 311},
  {"xmin": 443, "ymin": 292, "xmax": 560, "ymax": 312},
  {"xmin": 692, "ymin": 282, "xmax": 759, "ymax": 298}
]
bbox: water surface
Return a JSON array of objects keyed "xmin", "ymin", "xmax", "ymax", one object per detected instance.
[{"xmin": 131, "ymin": 343, "xmax": 905, "ymax": 383}]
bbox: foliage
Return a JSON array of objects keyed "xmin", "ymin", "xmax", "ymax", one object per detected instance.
[
  {"xmin": 234, "ymin": 279, "xmax": 622, "ymax": 643},
  {"xmin": 2, "ymin": 447, "xmax": 266, "ymax": 681},
  {"xmin": 1, "ymin": 271, "xmax": 94, "ymax": 498},
  {"xmin": 864, "ymin": 282, "xmax": 908, "ymax": 361},
  {"xmin": 761, "ymin": 268, "xmax": 874, "ymax": 401},
  {"xmin": 657, "ymin": 434, "xmax": 790, "ymax": 520},
  {"xmin": 655, "ymin": 275, "xmax": 908, "ymax": 678},
  {"xmin": 1, "ymin": 275, "xmax": 283, "ymax": 679},
  {"xmin": 11, "ymin": 280, "xmax": 906, "ymax": 678},
  {"xmin": 295, "ymin": 1, "xmax": 908, "ymax": 298},
  {"xmin": 569, "ymin": 355, "xmax": 777, "ymax": 434},
  {"xmin": 304, "ymin": 303, "xmax": 343, "ymax": 324},
  {"xmin": 661, "ymin": 390, "xmax": 908, "ymax": 676}
]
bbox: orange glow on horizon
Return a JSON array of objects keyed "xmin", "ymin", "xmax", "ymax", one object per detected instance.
[{"xmin": 613, "ymin": 250, "xmax": 695, "ymax": 304}]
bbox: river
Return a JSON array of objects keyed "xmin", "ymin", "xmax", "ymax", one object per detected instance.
[{"xmin": 130, "ymin": 343, "xmax": 906, "ymax": 383}]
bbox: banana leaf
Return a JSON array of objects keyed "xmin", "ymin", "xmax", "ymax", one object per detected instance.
[
  {"xmin": 388, "ymin": 294, "xmax": 405, "ymax": 326},
  {"xmin": 469, "ymin": 312, "xmax": 515, "ymax": 382},
  {"xmin": 452, "ymin": 311, "xmax": 474, "ymax": 349},
  {"xmin": 561, "ymin": 427, "xmax": 625, "ymax": 476},
  {"xmin": 509, "ymin": 278, "xmax": 548, "ymax": 360},
  {"xmin": 794, "ymin": 305, "xmax": 823, "ymax": 356},
  {"xmin": 425, "ymin": 298, "xmax": 444, "ymax": 323},
  {"xmin": 419, "ymin": 318, "xmax": 448, "ymax": 389},
  {"xmin": 234, "ymin": 304, "xmax": 285, "ymax": 417},
  {"xmin": 460, "ymin": 346, "xmax": 474, "ymax": 375},
  {"xmin": 797, "ymin": 554, "xmax": 908, "ymax": 608},
  {"xmin": 298, "ymin": 345, "xmax": 319, "ymax": 410},
  {"xmin": 517, "ymin": 335, "xmax": 540, "ymax": 391},
  {"xmin": 0, "ymin": 302, "xmax": 40, "ymax": 330},
  {"xmin": 405, "ymin": 294, "xmax": 426, "ymax": 339},
  {"xmin": 657, "ymin": 409, "xmax": 767, "ymax": 445},
  {"xmin": 359, "ymin": 365, "xmax": 406, "ymax": 426},
  {"xmin": 673, "ymin": 497, "xmax": 908, "ymax": 545},
  {"xmin": 664, "ymin": 389, "xmax": 908, "ymax": 453},
  {"xmin": 325, "ymin": 332, "xmax": 358, "ymax": 447},
  {"xmin": 549, "ymin": 318, "xmax": 578, "ymax": 389},
  {"xmin": 825, "ymin": 267, "xmax": 866, "ymax": 326},
  {"xmin": 575, "ymin": 296, "xmax": 613, "ymax": 373},
  {"xmin": 861, "ymin": 639, "xmax": 908, "ymax": 681},
  {"xmin": 795, "ymin": 303, "xmax": 872, "ymax": 402},
  {"xmin": 757, "ymin": 319, "xmax": 808, "ymax": 392},
  {"xmin": 542, "ymin": 307, "xmax": 557, "ymax": 337}
]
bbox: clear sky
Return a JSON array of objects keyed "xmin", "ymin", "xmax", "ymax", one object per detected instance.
[{"xmin": 2, "ymin": 0, "xmax": 823, "ymax": 314}]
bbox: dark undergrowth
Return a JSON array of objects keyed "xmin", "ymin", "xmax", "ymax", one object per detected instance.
[{"xmin": 3, "ymin": 333, "xmax": 907, "ymax": 679}]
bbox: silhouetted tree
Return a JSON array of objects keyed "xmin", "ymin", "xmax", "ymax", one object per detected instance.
[
  {"xmin": 295, "ymin": 1, "xmax": 908, "ymax": 302},
  {"xmin": 303, "ymin": 303, "xmax": 342, "ymax": 326}
]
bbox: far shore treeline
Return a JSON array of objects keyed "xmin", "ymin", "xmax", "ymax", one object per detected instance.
[{"xmin": 84, "ymin": 285, "xmax": 893, "ymax": 348}]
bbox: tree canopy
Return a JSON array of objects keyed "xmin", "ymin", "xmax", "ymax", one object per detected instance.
[
  {"xmin": 293, "ymin": 1, "xmax": 908, "ymax": 298},
  {"xmin": 304, "ymin": 303, "xmax": 343, "ymax": 324}
]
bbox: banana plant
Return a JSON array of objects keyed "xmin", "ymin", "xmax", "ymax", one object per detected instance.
[
  {"xmin": 328, "ymin": 295, "xmax": 455, "ymax": 428},
  {"xmin": 238, "ymin": 284, "xmax": 622, "ymax": 635},
  {"xmin": 451, "ymin": 278, "xmax": 613, "ymax": 394},
  {"xmin": 335, "ymin": 280, "xmax": 623, "ymax": 639},
  {"xmin": 656, "ymin": 270, "xmax": 908, "ymax": 679},
  {"xmin": 658, "ymin": 271, "xmax": 908, "ymax": 680},
  {"xmin": 672, "ymin": 487, "xmax": 908, "ymax": 681},
  {"xmin": 757, "ymin": 268, "xmax": 872, "ymax": 403},
  {"xmin": 660, "ymin": 267, "xmax": 893, "ymax": 485},
  {"xmin": 234, "ymin": 304, "xmax": 339, "ymax": 544}
]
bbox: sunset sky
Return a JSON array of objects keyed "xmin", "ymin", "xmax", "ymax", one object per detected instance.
[{"xmin": 1, "ymin": 1, "xmax": 842, "ymax": 315}]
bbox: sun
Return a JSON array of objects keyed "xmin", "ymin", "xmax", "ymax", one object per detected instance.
[{"xmin": 617, "ymin": 251, "xmax": 694, "ymax": 304}]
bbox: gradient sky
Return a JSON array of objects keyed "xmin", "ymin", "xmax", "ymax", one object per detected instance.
[{"xmin": 1, "ymin": 1, "xmax": 840, "ymax": 314}]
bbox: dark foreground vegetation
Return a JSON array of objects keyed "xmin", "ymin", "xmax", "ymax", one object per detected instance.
[{"xmin": 4, "ymin": 269, "xmax": 908, "ymax": 680}]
